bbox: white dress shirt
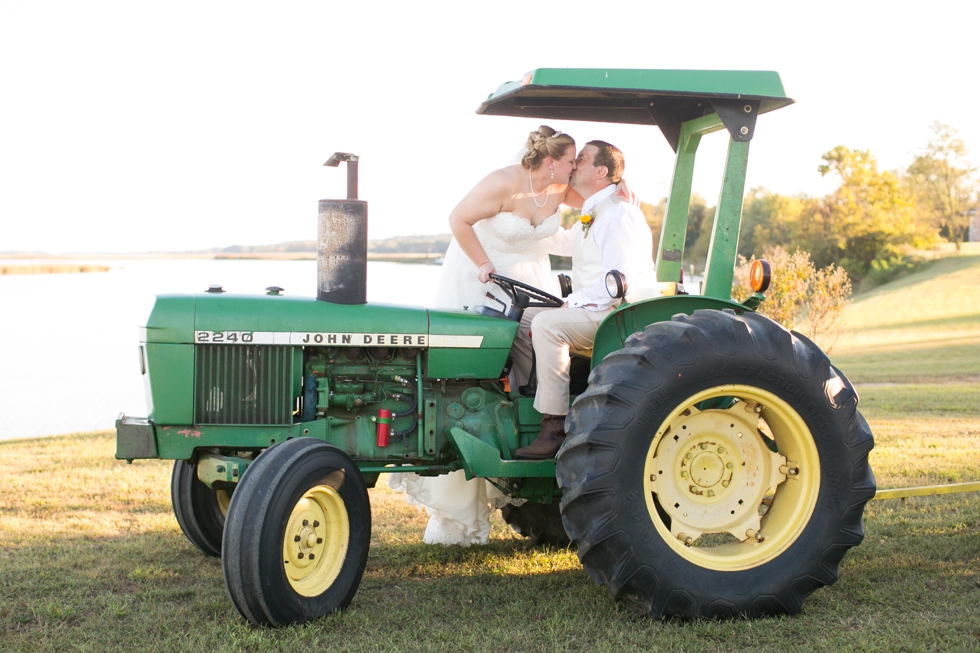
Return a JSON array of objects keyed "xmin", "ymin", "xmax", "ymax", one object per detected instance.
[{"xmin": 545, "ymin": 185, "xmax": 656, "ymax": 310}]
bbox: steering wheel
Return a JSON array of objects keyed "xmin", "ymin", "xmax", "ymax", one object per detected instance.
[{"xmin": 488, "ymin": 273, "xmax": 564, "ymax": 308}]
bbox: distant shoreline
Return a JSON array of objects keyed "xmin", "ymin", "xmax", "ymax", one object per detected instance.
[
  {"xmin": 215, "ymin": 252, "xmax": 445, "ymax": 264},
  {"xmin": 0, "ymin": 252, "xmax": 575, "ymax": 269},
  {"xmin": 0, "ymin": 252, "xmax": 445, "ymax": 265},
  {"xmin": 1, "ymin": 263, "xmax": 111, "ymax": 275}
]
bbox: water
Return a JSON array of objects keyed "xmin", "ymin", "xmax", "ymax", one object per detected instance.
[{"xmin": 0, "ymin": 259, "xmax": 442, "ymax": 440}]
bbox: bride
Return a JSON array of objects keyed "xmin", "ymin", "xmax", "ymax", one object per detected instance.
[
  {"xmin": 435, "ymin": 126, "xmax": 579, "ymax": 308},
  {"xmin": 390, "ymin": 126, "xmax": 586, "ymax": 546}
]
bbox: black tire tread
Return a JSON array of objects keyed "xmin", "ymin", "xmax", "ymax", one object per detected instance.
[
  {"xmin": 557, "ymin": 309, "xmax": 876, "ymax": 619},
  {"xmin": 222, "ymin": 438, "xmax": 371, "ymax": 626},
  {"xmin": 170, "ymin": 460, "xmax": 224, "ymax": 557}
]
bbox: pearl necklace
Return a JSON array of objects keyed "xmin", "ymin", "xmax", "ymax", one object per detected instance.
[{"xmin": 528, "ymin": 167, "xmax": 548, "ymax": 208}]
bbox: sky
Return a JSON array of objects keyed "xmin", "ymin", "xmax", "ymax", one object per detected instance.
[{"xmin": 1, "ymin": 1, "xmax": 979, "ymax": 254}]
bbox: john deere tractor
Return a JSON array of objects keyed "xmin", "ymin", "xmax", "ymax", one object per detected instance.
[{"xmin": 117, "ymin": 69, "xmax": 875, "ymax": 625}]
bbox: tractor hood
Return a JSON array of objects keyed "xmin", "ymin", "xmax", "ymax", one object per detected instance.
[{"xmin": 141, "ymin": 293, "xmax": 518, "ymax": 380}]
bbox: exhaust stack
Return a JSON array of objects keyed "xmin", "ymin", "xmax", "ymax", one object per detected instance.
[{"xmin": 318, "ymin": 152, "xmax": 367, "ymax": 305}]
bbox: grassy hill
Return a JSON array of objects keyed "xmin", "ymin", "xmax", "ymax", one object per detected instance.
[{"xmin": 831, "ymin": 243, "xmax": 980, "ymax": 384}]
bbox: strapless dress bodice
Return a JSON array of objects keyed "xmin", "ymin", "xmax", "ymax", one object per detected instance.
[{"xmin": 473, "ymin": 211, "xmax": 561, "ymax": 254}]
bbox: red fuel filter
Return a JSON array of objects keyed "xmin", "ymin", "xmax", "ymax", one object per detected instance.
[{"xmin": 376, "ymin": 409, "xmax": 392, "ymax": 447}]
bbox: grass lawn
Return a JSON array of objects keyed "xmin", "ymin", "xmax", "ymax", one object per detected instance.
[
  {"xmin": 1, "ymin": 247, "xmax": 978, "ymax": 652},
  {"xmin": 1, "ymin": 427, "xmax": 978, "ymax": 652}
]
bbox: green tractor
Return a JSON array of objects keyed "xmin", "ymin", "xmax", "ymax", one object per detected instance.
[{"xmin": 117, "ymin": 69, "xmax": 875, "ymax": 625}]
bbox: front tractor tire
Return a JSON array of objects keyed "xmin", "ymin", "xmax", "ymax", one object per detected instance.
[
  {"xmin": 557, "ymin": 309, "xmax": 875, "ymax": 619},
  {"xmin": 170, "ymin": 459, "xmax": 231, "ymax": 557},
  {"xmin": 222, "ymin": 438, "xmax": 371, "ymax": 626}
]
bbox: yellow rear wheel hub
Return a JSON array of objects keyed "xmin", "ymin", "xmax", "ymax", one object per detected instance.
[
  {"xmin": 216, "ymin": 489, "xmax": 231, "ymax": 517},
  {"xmin": 282, "ymin": 485, "xmax": 350, "ymax": 597},
  {"xmin": 643, "ymin": 385, "xmax": 820, "ymax": 571}
]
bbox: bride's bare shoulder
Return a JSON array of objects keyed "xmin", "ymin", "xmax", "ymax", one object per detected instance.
[
  {"xmin": 469, "ymin": 165, "xmax": 523, "ymax": 197},
  {"xmin": 482, "ymin": 164, "xmax": 523, "ymax": 185}
]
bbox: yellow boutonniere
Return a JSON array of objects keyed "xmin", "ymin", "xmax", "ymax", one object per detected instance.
[{"xmin": 580, "ymin": 211, "xmax": 595, "ymax": 237}]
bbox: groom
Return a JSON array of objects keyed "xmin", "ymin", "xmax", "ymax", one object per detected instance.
[{"xmin": 512, "ymin": 140, "xmax": 656, "ymax": 459}]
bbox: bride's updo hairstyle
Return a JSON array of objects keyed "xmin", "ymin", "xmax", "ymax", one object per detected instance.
[{"xmin": 521, "ymin": 125, "xmax": 575, "ymax": 170}]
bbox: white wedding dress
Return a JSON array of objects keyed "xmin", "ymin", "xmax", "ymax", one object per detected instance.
[
  {"xmin": 389, "ymin": 210, "xmax": 562, "ymax": 546},
  {"xmin": 435, "ymin": 210, "xmax": 562, "ymax": 310}
]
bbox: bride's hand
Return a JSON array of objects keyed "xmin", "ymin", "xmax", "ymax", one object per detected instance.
[
  {"xmin": 615, "ymin": 178, "xmax": 639, "ymax": 206},
  {"xmin": 477, "ymin": 261, "xmax": 496, "ymax": 283}
]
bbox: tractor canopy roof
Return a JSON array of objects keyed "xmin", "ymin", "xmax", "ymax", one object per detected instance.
[{"xmin": 477, "ymin": 68, "xmax": 793, "ymax": 152}]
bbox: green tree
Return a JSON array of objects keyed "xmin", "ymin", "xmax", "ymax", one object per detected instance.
[
  {"xmin": 808, "ymin": 146, "xmax": 933, "ymax": 281},
  {"xmin": 739, "ymin": 188, "xmax": 812, "ymax": 259},
  {"xmin": 906, "ymin": 122, "xmax": 978, "ymax": 250},
  {"xmin": 560, "ymin": 206, "xmax": 582, "ymax": 229},
  {"xmin": 684, "ymin": 195, "xmax": 717, "ymax": 270},
  {"xmin": 638, "ymin": 199, "xmax": 666, "ymax": 255}
]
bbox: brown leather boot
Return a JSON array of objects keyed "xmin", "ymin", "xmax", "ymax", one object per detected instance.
[{"xmin": 514, "ymin": 414, "xmax": 566, "ymax": 459}]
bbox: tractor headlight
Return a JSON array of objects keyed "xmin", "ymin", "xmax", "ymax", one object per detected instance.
[{"xmin": 605, "ymin": 270, "xmax": 628, "ymax": 299}]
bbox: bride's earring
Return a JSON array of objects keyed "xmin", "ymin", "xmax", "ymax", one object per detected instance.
[{"xmin": 550, "ymin": 165, "xmax": 554, "ymax": 179}]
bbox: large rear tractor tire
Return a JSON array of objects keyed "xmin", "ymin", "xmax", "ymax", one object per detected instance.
[
  {"xmin": 170, "ymin": 459, "xmax": 231, "ymax": 557},
  {"xmin": 501, "ymin": 501, "xmax": 571, "ymax": 547},
  {"xmin": 222, "ymin": 438, "xmax": 371, "ymax": 626},
  {"xmin": 557, "ymin": 309, "xmax": 875, "ymax": 619}
]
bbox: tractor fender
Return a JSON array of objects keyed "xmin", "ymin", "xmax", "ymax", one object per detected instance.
[{"xmin": 591, "ymin": 295, "xmax": 750, "ymax": 368}]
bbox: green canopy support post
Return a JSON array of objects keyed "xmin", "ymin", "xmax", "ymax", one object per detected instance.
[
  {"xmin": 656, "ymin": 113, "xmax": 727, "ymax": 283},
  {"xmin": 656, "ymin": 130, "xmax": 699, "ymax": 282},
  {"xmin": 701, "ymin": 138, "xmax": 750, "ymax": 299}
]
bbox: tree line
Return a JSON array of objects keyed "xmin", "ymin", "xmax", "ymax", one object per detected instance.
[{"xmin": 622, "ymin": 122, "xmax": 977, "ymax": 287}]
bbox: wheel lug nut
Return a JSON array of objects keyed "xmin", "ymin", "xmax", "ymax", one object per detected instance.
[
  {"xmin": 722, "ymin": 480, "xmax": 730, "ymax": 487},
  {"xmin": 726, "ymin": 462, "xmax": 734, "ymax": 469},
  {"xmin": 294, "ymin": 535, "xmax": 301, "ymax": 542},
  {"xmin": 707, "ymin": 490, "xmax": 715, "ymax": 497},
  {"xmin": 685, "ymin": 453, "xmax": 693, "ymax": 460},
  {"xmin": 297, "ymin": 552, "xmax": 304, "ymax": 559},
  {"xmin": 313, "ymin": 521, "xmax": 320, "ymax": 528},
  {"xmin": 677, "ymin": 532, "xmax": 693, "ymax": 546},
  {"xmin": 680, "ymin": 470, "xmax": 688, "ymax": 478},
  {"xmin": 700, "ymin": 443, "xmax": 709, "ymax": 450},
  {"xmin": 717, "ymin": 446, "xmax": 726, "ymax": 454},
  {"xmin": 302, "ymin": 520, "xmax": 308, "ymax": 526},
  {"xmin": 689, "ymin": 485, "xmax": 698, "ymax": 493},
  {"xmin": 317, "ymin": 537, "xmax": 323, "ymax": 544},
  {"xmin": 309, "ymin": 553, "xmax": 315, "ymax": 560}
]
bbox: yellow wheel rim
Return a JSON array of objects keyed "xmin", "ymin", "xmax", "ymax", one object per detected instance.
[
  {"xmin": 642, "ymin": 385, "xmax": 820, "ymax": 571},
  {"xmin": 282, "ymin": 485, "xmax": 350, "ymax": 597},
  {"xmin": 216, "ymin": 490, "xmax": 231, "ymax": 517}
]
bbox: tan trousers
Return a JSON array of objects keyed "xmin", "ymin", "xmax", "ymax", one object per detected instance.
[{"xmin": 511, "ymin": 306, "xmax": 614, "ymax": 416}]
